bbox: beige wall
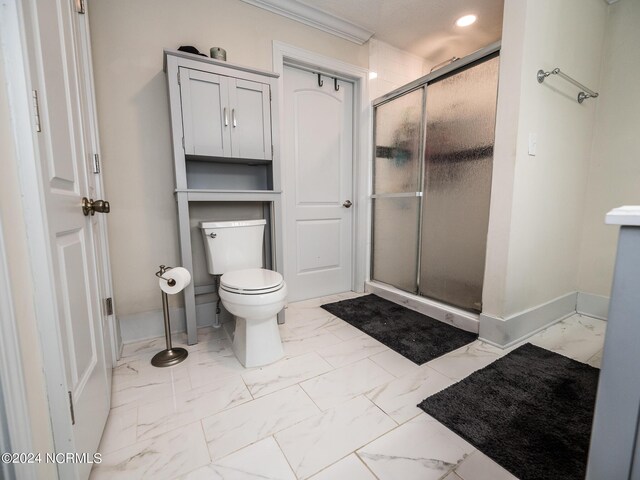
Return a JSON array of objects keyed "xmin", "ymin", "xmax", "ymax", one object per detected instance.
[
  {"xmin": 88, "ymin": 0, "xmax": 369, "ymax": 324},
  {"xmin": 0, "ymin": 48, "xmax": 57, "ymax": 478},
  {"xmin": 484, "ymin": 0, "xmax": 608, "ymax": 318},
  {"xmin": 577, "ymin": 0, "xmax": 640, "ymax": 298}
]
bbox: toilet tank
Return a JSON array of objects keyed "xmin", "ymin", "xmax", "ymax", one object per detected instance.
[{"xmin": 199, "ymin": 219, "xmax": 266, "ymax": 275}]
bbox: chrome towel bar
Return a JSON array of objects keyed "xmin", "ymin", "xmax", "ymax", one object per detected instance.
[{"xmin": 537, "ymin": 68, "xmax": 599, "ymax": 104}]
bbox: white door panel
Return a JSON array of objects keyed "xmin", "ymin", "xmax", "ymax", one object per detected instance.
[
  {"xmin": 36, "ymin": 1, "xmax": 82, "ymax": 191},
  {"xmin": 283, "ymin": 66, "xmax": 353, "ymax": 301},
  {"xmin": 56, "ymin": 231, "xmax": 96, "ymax": 383},
  {"xmin": 294, "ymin": 91, "xmax": 342, "ymax": 204},
  {"xmin": 29, "ymin": 0, "xmax": 110, "ymax": 477},
  {"xmin": 296, "ymin": 219, "xmax": 342, "ymax": 272}
]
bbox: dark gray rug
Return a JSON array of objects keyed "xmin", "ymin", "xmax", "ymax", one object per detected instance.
[
  {"xmin": 321, "ymin": 294, "xmax": 477, "ymax": 364},
  {"xmin": 418, "ymin": 343, "xmax": 599, "ymax": 480}
]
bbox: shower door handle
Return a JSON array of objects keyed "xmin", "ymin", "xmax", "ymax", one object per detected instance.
[{"xmin": 343, "ymin": 200, "xmax": 352, "ymax": 208}]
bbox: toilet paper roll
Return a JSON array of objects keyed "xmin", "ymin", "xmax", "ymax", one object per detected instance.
[{"xmin": 159, "ymin": 267, "xmax": 192, "ymax": 294}]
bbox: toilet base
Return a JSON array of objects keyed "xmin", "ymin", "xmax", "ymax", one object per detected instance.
[{"xmin": 232, "ymin": 315, "xmax": 284, "ymax": 368}]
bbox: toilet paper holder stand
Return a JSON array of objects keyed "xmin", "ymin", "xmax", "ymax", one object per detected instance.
[
  {"xmin": 151, "ymin": 265, "xmax": 189, "ymax": 368},
  {"xmin": 156, "ymin": 266, "xmax": 177, "ymax": 287}
]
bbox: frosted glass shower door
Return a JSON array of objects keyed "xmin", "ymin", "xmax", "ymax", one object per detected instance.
[
  {"xmin": 419, "ymin": 55, "xmax": 500, "ymax": 311},
  {"xmin": 371, "ymin": 88, "xmax": 424, "ymax": 293}
]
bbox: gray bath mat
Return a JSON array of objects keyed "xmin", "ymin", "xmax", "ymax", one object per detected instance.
[
  {"xmin": 418, "ymin": 343, "xmax": 599, "ymax": 480},
  {"xmin": 321, "ymin": 294, "xmax": 477, "ymax": 364}
]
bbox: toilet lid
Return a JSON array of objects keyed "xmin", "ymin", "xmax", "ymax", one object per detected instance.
[{"xmin": 221, "ymin": 268, "xmax": 284, "ymax": 294}]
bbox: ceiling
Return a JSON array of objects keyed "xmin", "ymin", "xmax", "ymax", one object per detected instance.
[{"xmin": 297, "ymin": 0, "xmax": 504, "ymax": 65}]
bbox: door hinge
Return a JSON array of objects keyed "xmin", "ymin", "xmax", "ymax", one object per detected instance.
[
  {"xmin": 75, "ymin": 0, "xmax": 85, "ymax": 14},
  {"xmin": 177, "ymin": 71, "xmax": 181, "ymax": 85},
  {"xmin": 105, "ymin": 297, "xmax": 114, "ymax": 316},
  {"xmin": 269, "ymin": 89, "xmax": 272, "ymax": 101},
  {"xmin": 93, "ymin": 153, "xmax": 101, "ymax": 174},
  {"xmin": 181, "ymin": 136, "xmax": 185, "ymax": 150},
  {"xmin": 31, "ymin": 90, "xmax": 41, "ymax": 133},
  {"xmin": 68, "ymin": 391, "xmax": 75, "ymax": 425},
  {"xmin": 271, "ymin": 144, "xmax": 274, "ymax": 157}
]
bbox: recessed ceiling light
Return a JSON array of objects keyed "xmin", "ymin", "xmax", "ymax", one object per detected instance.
[
  {"xmin": 456, "ymin": 14, "xmax": 477, "ymax": 27},
  {"xmin": 369, "ymin": 71, "xmax": 378, "ymax": 80}
]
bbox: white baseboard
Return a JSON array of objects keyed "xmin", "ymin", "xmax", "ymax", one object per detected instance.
[
  {"xmin": 577, "ymin": 292, "xmax": 610, "ymax": 320},
  {"xmin": 118, "ymin": 286, "xmax": 608, "ymax": 347},
  {"xmin": 479, "ymin": 292, "xmax": 578, "ymax": 348},
  {"xmin": 365, "ymin": 280, "xmax": 479, "ymax": 333},
  {"xmin": 119, "ymin": 301, "xmax": 231, "ymax": 344}
]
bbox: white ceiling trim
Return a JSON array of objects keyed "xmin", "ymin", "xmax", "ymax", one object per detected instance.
[{"xmin": 239, "ymin": 0, "xmax": 374, "ymax": 45}]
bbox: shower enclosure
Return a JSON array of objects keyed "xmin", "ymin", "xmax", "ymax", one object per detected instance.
[{"xmin": 371, "ymin": 46, "xmax": 500, "ymax": 312}]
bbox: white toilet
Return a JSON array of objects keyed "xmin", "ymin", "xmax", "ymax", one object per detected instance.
[{"xmin": 199, "ymin": 219, "xmax": 286, "ymax": 368}]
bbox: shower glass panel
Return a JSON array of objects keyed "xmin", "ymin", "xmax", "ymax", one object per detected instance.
[
  {"xmin": 371, "ymin": 88, "xmax": 424, "ymax": 292},
  {"xmin": 372, "ymin": 197, "xmax": 421, "ymax": 292},
  {"xmin": 419, "ymin": 55, "xmax": 500, "ymax": 311},
  {"xmin": 373, "ymin": 88, "xmax": 424, "ymax": 194}
]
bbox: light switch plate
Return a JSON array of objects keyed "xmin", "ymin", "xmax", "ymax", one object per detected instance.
[{"xmin": 528, "ymin": 133, "xmax": 537, "ymax": 156}]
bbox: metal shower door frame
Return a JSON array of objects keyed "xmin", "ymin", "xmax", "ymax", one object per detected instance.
[
  {"xmin": 370, "ymin": 84, "xmax": 426, "ymax": 294},
  {"xmin": 371, "ymin": 41, "xmax": 501, "ymax": 303}
]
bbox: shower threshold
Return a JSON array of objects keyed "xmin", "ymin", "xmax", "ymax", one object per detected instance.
[{"xmin": 364, "ymin": 280, "xmax": 479, "ymax": 334}]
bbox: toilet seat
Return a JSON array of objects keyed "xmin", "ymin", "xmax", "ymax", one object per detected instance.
[{"xmin": 221, "ymin": 268, "xmax": 284, "ymax": 295}]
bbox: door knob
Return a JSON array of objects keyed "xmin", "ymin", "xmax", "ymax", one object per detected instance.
[
  {"xmin": 82, "ymin": 197, "xmax": 111, "ymax": 216},
  {"xmin": 343, "ymin": 200, "xmax": 353, "ymax": 208}
]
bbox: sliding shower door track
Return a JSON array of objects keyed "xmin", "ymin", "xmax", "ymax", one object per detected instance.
[{"xmin": 365, "ymin": 280, "xmax": 479, "ymax": 334}]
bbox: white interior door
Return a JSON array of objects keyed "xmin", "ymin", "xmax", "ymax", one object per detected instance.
[
  {"xmin": 29, "ymin": 0, "xmax": 110, "ymax": 477},
  {"xmin": 283, "ymin": 65, "xmax": 354, "ymax": 301}
]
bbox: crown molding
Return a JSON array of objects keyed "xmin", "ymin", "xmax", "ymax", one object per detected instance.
[{"xmin": 239, "ymin": 0, "xmax": 374, "ymax": 45}]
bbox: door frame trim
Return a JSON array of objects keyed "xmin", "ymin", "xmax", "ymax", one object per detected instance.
[
  {"xmin": 0, "ymin": 220, "xmax": 37, "ymax": 480},
  {"xmin": 272, "ymin": 41, "xmax": 372, "ymax": 294}
]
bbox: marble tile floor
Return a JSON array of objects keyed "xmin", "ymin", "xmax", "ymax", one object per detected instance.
[{"xmin": 91, "ymin": 292, "xmax": 606, "ymax": 480}]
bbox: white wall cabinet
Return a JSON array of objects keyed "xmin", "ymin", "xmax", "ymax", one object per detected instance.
[
  {"xmin": 229, "ymin": 78, "xmax": 272, "ymax": 160},
  {"xmin": 179, "ymin": 69, "xmax": 229, "ymax": 158},
  {"xmin": 179, "ymin": 68, "xmax": 272, "ymax": 161},
  {"xmin": 164, "ymin": 49, "xmax": 284, "ymax": 345}
]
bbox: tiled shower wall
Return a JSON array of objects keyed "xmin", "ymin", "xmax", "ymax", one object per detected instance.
[{"xmin": 368, "ymin": 39, "xmax": 429, "ymax": 101}]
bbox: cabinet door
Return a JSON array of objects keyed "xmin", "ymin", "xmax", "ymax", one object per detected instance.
[
  {"xmin": 179, "ymin": 68, "xmax": 231, "ymax": 157},
  {"xmin": 229, "ymin": 78, "xmax": 272, "ymax": 160}
]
